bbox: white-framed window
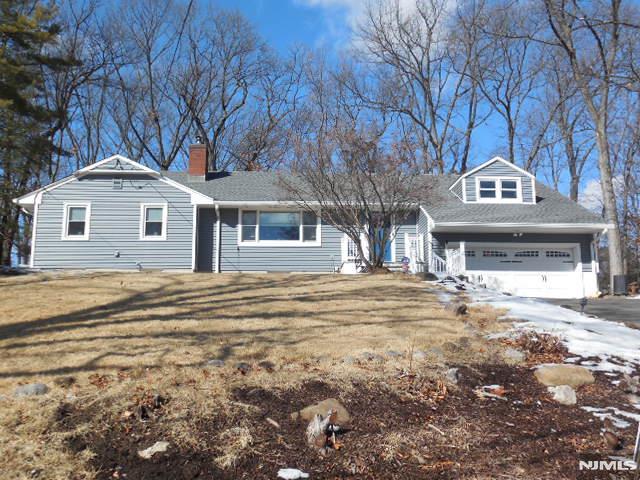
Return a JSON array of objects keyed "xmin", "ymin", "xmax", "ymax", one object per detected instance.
[
  {"xmin": 238, "ymin": 209, "xmax": 321, "ymax": 246},
  {"xmin": 62, "ymin": 203, "xmax": 91, "ymax": 240},
  {"xmin": 476, "ymin": 177, "xmax": 522, "ymax": 203},
  {"xmin": 140, "ymin": 203, "xmax": 168, "ymax": 240}
]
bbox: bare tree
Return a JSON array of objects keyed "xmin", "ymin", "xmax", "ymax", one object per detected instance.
[
  {"xmin": 355, "ymin": 0, "xmax": 482, "ymax": 173},
  {"xmin": 177, "ymin": 8, "xmax": 267, "ymax": 171},
  {"xmin": 541, "ymin": 0, "xmax": 636, "ymax": 286},
  {"xmin": 106, "ymin": 0, "xmax": 194, "ymax": 170},
  {"xmin": 282, "ymin": 124, "xmax": 426, "ymax": 270}
]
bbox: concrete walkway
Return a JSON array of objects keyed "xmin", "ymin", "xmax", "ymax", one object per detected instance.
[{"xmin": 543, "ymin": 297, "xmax": 640, "ymax": 329}]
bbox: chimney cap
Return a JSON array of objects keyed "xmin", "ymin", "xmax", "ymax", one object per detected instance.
[{"xmin": 195, "ymin": 135, "xmax": 203, "ymax": 144}]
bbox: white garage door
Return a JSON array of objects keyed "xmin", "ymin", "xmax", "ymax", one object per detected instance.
[{"xmin": 464, "ymin": 245, "xmax": 581, "ymax": 298}]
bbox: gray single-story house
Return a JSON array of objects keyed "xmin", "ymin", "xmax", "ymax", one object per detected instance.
[{"xmin": 13, "ymin": 143, "xmax": 610, "ymax": 298}]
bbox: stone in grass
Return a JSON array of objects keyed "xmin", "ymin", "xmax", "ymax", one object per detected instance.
[
  {"xmin": 445, "ymin": 302, "xmax": 468, "ymax": 316},
  {"xmin": 361, "ymin": 352, "xmax": 385, "ymax": 363},
  {"xmin": 502, "ymin": 348, "xmax": 526, "ymax": 364},
  {"xmin": 14, "ymin": 383, "xmax": 49, "ymax": 397},
  {"xmin": 445, "ymin": 367, "xmax": 459, "ymax": 384},
  {"xmin": 207, "ymin": 359, "xmax": 225, "ymax": 368},
  {"xmin": 534, "ymin": 364, "xmax": 595, "ymax": 388},
  {"xmin": 278, "ymin": 468, "xmax": 309, "ymax": 479},
  {"xmin": 412, "ymin": 350, "xmax": 428, "ymax": 361},
  {"xmin": 138, "ymin": 441, "xmax": 170, "ymax": 459},
  {"xmin": 342, "ymin": 356, "xmax": 357, "ymax": 365},
  {"xmin": 290, "ymin": 398, "xmax": 351, "ymax": 426},
  {"xmin": 548, "ymin": 385, "xmax": 577, "ymax": 405},
  {"xmin": 257, "ymin": 360, "xmax": 276, "ymax": 372},
  {"xmin": 386, "ymin": 350, "xmax": 403, "ymax": 358},
  {"xmin": 235, "ymin": 362, "xmax": 252, "ymax": 375}
]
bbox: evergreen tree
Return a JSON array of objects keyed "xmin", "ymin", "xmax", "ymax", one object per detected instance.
[{"xmin": 0, "ymin": 0, "xmax": 71, "ymax": 266}]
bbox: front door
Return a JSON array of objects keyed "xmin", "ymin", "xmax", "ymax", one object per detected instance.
[{"xmin": 372, "ymin": 229, "xmax": 393, "ymax": 262}]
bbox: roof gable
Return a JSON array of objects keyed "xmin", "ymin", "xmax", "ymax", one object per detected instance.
[{"xmin": 449, "ymin": 156, "xmax": 535, "ymax": 195}]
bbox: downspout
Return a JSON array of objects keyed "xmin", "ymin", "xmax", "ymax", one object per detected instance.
[{"xmin": 215, "ymin": 204, "xmax": 221, "ymax": 273}]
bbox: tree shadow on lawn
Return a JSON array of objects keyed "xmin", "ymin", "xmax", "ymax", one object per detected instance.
[{"xmin": 0, "ymin": 274, "xmax": 455, "ymax": 380}]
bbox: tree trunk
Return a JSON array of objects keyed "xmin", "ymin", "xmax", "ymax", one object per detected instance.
[{"xmin": 594, "ymin": 121, "xmax": 625, "ymax": 286}]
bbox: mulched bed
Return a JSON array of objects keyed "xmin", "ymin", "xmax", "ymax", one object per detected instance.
[{"xmin": 57, "ymin": 365, "xmax": 638, "ymax": 479}]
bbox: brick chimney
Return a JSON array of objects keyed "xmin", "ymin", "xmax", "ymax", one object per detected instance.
[{"xmin": 189, "ymin": 137, "xmax": 207, "ymax": 176}]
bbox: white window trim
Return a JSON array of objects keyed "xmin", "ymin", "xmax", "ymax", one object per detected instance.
[
  {"xmin": 140, "ymin": 203, "xmax": 168, "ymax": 241},
  {"xmin": 475, "ymin": 176, "xmax": 523, "ymax": 203},
  {"xmin": 61, "ymin": 202, "xmax": 91, "ymax": 240},
  {"xmin": 237, "ymin": 208, "xmax": 321, "ymax": 247}
]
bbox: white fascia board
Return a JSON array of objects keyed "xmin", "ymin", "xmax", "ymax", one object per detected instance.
[
  {"xmin": 431, "ymin": 222, "xmax": 610, "ymax": 234},
  {"xmin": 13, "ymin": 175, "xmax": 77, "ymax": 206},
  {"xmin": 76, "ymin": 154, "xmax": 158, "ymax": 174}
]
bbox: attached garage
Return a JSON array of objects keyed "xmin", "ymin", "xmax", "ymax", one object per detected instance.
[{"xmin": 462, "ymin": 243, "xmax": 587, "ymax": 298}]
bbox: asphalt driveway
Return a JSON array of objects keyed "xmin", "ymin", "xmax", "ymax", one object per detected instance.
[{"xmin": 543, "ymin": 297, "xmax": 640, "ymax": 329}]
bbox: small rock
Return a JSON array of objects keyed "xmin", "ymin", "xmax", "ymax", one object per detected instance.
[
  {"xmin": 445, "ymin": 302, "xmax": 468, "ymax": 316},
  {"xmin": 277, "ymin": 468, "xmax": 309, "ymax": 479},
  {"xmin": 291, "ymin": 398, "xmax": 350, "ymax": 426},
  {"xmin": 445, "ymin": 367, "xmax": 459, "ymax": 384},
  {"xmin": 386, "ymin": 350, "xmax": 403, "ymax": 358},
  {"xmin": 342, "ymin": 355, "xmax": 357, "ymax": 365},
  {"xmin": 257, "ymin": 360, "xmax": 275, "ymax": 372},
  {"xmin": 534, "ymin": 364, "xmax": 595, "ymax": 388},
  {"xmin": 426, "ymin": 347, "xmax": 444, "ymax": 359},
  {"xmin": 418, "ymin": 272, "xmax": 439, "ymax": 281},
  {"xmin": 206, "ymin": 359, "xmax": 225, "ymax": 368},
  {"xmin": 603, "ymin": 431, "xmax": 622, "ymax": 450},
  {"xmin": 235, "ymin": 362, "xmax": 252, "ymax": 374},
  {"xmin": 53, "ymin": 376, "xmax": 76, "ymax": 388},
  {"xmin": 14, "ymin": 383, "xmax": 49, "ymax": 397},
  {"xmin": 547, "ymin": 385, "xmax": 576, "ymax": 405},
  {"xmin": 138, "ymin": 441, "xmax": 169, "ymax": 459},
  {"xmin": 412, "ymin": 350, "xmax": 428, "ymax": 360},
  {"xmin": 502, "ymin": 348, "xmax": 526, "ymax": 364},
  {"xmin": 361, "ymin": 352, "xmax": 384, "ymax": 363}
]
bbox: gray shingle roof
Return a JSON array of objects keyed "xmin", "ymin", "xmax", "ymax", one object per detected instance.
[
  {"xmin": 422, "ymin": 174, "xmax": 605, "ymax": 225},
  {"xmin": 165, "ymin": 171, "xmax": 310, "ymax": 202},
  {"xmin": 165, "ymin": 171, "xmax": 606, "ymax": 226}
]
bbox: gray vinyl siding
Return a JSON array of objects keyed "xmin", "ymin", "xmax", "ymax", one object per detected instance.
[
  {"xmin": 215, "ymin": 209, "xmax": 418, "ymax": 271},
  {"xmin": 218, "ymin": 208, "xmax": 343, "ymax": 272},
  {"xmin": 196, "ymin": 208, "xmax": 216, "ymax": 272},
  {"xmin": 34, "ymin": 174, "xmax": 194, "ymax": 270},
  {"xmin": 394, "ymin": 211, "xmax": 417, "ymax": 261},
  {"xmin": 417, "ymin": 209, "xmax": 429, "ymax": 261},
  {"xmin": 465, "ymin": 162, "xmax": 535, "ymax": 203},
  {"xmin": 432, "ymin": 232, "xmax": 593, "ymax": 272}
]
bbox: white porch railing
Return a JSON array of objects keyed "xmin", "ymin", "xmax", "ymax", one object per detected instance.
[
  {"xmin": 429, "ymin": 253, "xmax": 448, "ymax": 274},
  {"xmin": 445, "ymin": 248, "xmax": 464, "ymax": 276},
  {"xmin": 428, "ymin": 249, "xmax": 464, "ymax": 276}
]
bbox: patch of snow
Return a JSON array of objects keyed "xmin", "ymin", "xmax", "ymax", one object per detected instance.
[
  {"xmin": 445, "ymin": 281, "xmax": 640, "ymax": 374},
  {"xmin": 581, "ymin": 406, "xmax": 640, "ymax": 429}
]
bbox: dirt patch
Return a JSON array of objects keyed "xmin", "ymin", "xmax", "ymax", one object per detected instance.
[{"xmin": 52, "ymin": 365, "xmax": 636, "ymax": 480}]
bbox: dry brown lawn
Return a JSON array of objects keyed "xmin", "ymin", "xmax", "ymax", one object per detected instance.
[
  {"xmin": 0, "ymin": 272, "xmax": 508, "ymax": 480},
  {"xmin": 0, "ymin": 271, "xmax": 496, "ymax": 391}
]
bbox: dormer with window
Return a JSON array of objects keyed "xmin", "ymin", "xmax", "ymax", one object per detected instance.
[{"xmin": 449, "ymin": 156, "xmax": 536, "ymax": 204}]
